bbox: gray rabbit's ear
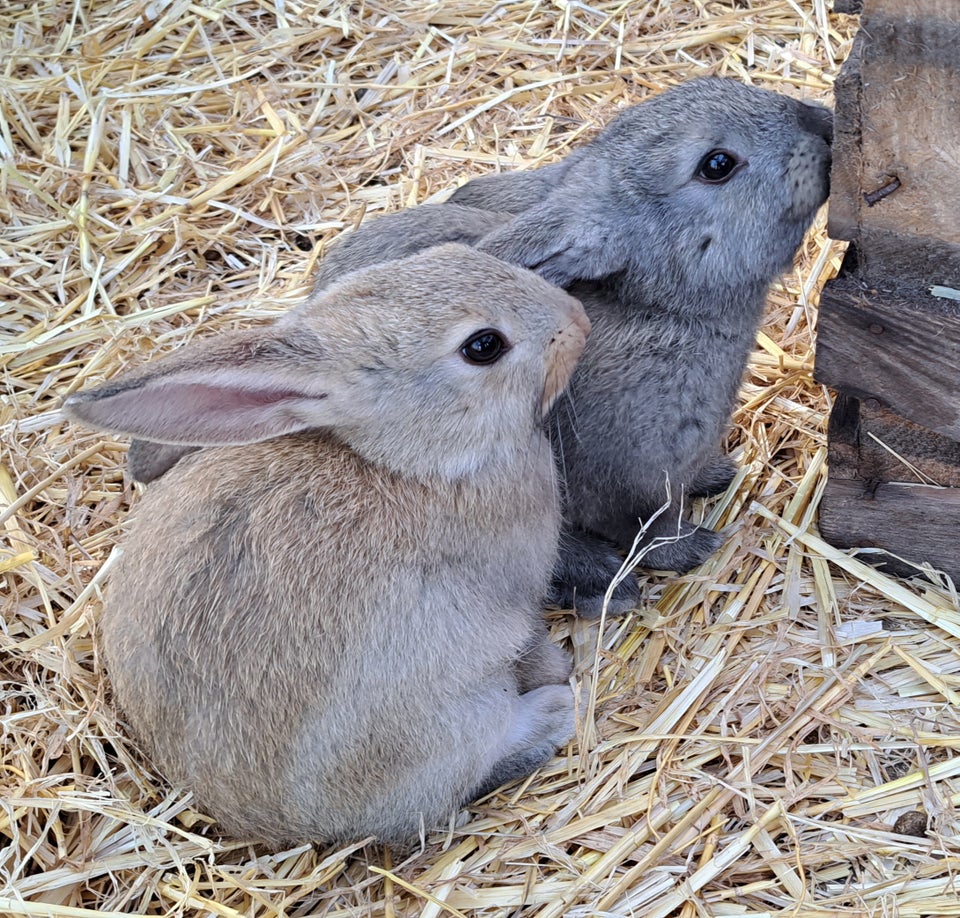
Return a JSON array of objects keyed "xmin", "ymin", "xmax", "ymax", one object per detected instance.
[
  {"xmin": 312, "ymin": 205, "xmax": 508, "ymax": 294},
  {"xmin": 477, "ymin": 201, "xmax": 631, "ymax": 288},
  {"xmin": 447, "ymin": 161, "xmax": 569, "ymax": 215},
  {"xmin": 64, "ymin": 327, "xmax": 341, "ymax": 448},
  {"xmin": 127, "ymin": 439, "xmax": 198, "ymax": 483}
]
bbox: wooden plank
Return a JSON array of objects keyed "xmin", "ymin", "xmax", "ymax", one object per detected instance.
[
  {"xmin": 815, "ymin": 273, "xmax": 960, "ymax": 441},
  {"xmin": 857, "ymin": 402, "xmax": 960, "ymax": 487},
  {"xmin": 819, "ymin": 0, "xmax": 960, "ymax": 565},
  {"xmin": 818, "ymin": 477, "xmax": 960, "ymax": 581},
  {"xmin": 841, "ymin": 0, "xmax": 960, "ymax": 285},
  {"xmin": 826, "ymin": 396, "xmax": 960, "ymax": 486}
]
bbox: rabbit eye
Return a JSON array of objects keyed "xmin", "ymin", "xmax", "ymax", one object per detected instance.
[
  {"xmin": 460, "ymin": 329, "xmax": 509, "ymax": 365},
  {"xmin": 697, "ymin": 150, "xmax": 741, "ymax": 183}
]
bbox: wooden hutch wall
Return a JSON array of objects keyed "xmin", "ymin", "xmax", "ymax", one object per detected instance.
[{"xmin": 814, "ymin": 0, "xmax": 960, "ymax": 578}]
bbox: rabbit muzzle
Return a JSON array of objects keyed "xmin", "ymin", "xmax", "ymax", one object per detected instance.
[
  {"xmin": 786, "ymin": 101, "xmax": 833, "ymax": 220},
  {"xmin": 542, "ymin": 300, "xmax": 590, "ymax": 416},
  {"xmin": 785, "ymin": 128, "xmax": 832, "ymax": 221}
]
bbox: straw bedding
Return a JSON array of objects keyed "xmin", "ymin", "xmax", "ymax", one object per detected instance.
[{"xmin": 3, "ymin": 1, "xmax": 959, "ymax": 915}]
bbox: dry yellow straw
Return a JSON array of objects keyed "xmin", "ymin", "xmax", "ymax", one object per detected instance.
[{"xmin": 8, "ymin": 1, "xmax": 960, "ymax": 915}]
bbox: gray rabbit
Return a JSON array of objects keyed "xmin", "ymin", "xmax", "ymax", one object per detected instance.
[
  {"xmin": 128, "ymin": 77, "xmax": 832, "ymax": 617},
  {"xmin": 65, "ymin": 246, "xmax": 589, "ymax": 846}
]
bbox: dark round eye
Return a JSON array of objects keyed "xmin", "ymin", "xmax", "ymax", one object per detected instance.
[
  {"xmin": 459, "ymin": 329, "xmax": 509, "ymax": 365},
  {"xmin": 697, "ymin": 150, "xmax": 740, "ymax": 183}
]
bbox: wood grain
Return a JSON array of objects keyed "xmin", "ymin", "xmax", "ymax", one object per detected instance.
[
  {"xmin": 826, "ymin": 0, "xmax": 960, "ymax": 286},
  {"xmin": 819, "ymin": 477, "xmax": 960, "ymax": 580},
  {"xmin": 826, "ymin": 395, "xmax": 960, "ymax": 487},
  {"xmin": 815, "ymin": 274, "xmax": 960, "ymax": 441}
]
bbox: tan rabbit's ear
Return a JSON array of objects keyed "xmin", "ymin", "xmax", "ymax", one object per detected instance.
[
  {"xmin": 478, "ymin": 199, "xmax": 633, "ymax": 288},
  {"xmin": 64, "ymin": 326, "xmax": 338, "ymax": 447}
]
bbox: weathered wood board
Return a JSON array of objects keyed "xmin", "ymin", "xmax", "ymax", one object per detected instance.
[
  {"xmin": 819, "ymin": 478, "xmax": 960, "ymax": 579},
  {"xmin": 826, "ymin": 394, "xmax": 960, "ymax": 488},
  {"xmin": 815, "ymin": 272, "xmax": 960, "ymax": 441},
  {"xmin": 826, "ymin": 0, "xmax": 960, "ymax": 287},
  {"xmin": 816, "ymin": 0, "xmax": 960, "ymax": 578}
]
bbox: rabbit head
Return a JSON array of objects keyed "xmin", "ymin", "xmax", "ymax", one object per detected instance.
[
  {"xmin": 478, "ymin": 77, "xmax": 832, "ymax": 306},
  {"xmin": 66, "ymin": 244, "xmax": 589, "ymax": 482}
]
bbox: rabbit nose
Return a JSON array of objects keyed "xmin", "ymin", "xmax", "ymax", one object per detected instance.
[
  {"xmin": 569, "ymin": 305, "xmax": 591, "ymax": 341},
  {"xmin": 558, "ymin": 297, "xmax": 591, "ymax": 341},
  {"xmin": 799, "ymin": 102, "xmax": 833, "ymax": 146}
]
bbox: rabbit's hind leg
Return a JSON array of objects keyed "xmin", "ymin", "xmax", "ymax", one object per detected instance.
[{"xmin": 469, "ymin": 684, "xmax": 574, "ymax": 802}]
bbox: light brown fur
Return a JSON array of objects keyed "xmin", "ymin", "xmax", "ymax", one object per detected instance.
[{"xmin": 65, "ymin": 245, "xmax": 588, "ymax": 846}]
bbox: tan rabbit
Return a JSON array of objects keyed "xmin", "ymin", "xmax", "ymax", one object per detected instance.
[{"xmin": 65, "ymin": 244, "xmax": 589, "ymax": 846}]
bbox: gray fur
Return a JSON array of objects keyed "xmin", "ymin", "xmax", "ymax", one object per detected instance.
[
  {"xmin": 446, "ymin": 160, "xmax": 572, "ymax": 214},
  {"xmin": 65, "ymin": 245, "xmax": 588, "ymax": 846},
  {"xmin": 475, "ymin": 78, "xmax": 831, "ymax": 575}
]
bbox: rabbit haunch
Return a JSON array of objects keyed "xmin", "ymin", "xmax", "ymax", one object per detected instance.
[
  {"xmin": 127, "ymin": 77, "xmax": 833, "ymax": 618},
  {"xmin": 65, "ymin": 245, "xmax": 589, "ymax": 846}
]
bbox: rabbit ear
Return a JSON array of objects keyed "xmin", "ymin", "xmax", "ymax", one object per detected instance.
[
  {"xmin": 447, "ymin": 161, "xmax": 569, "ymax": 215},
  {"xmin": 478, "ymin": 199, "xmax": 632, "ymax": 288},
  {"xmin": 64, "ymin": 326, "xmax": 339, "ymax": 447}
]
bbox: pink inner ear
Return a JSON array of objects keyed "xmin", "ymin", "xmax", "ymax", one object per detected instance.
[
  {"xmin": 68, "ymin": 380, "xmax": 323, "ymax": 446},
  {"xmin": 133, "ymin": 381, "xmax": 320, "ymax": 444},
  {"xmin": 187, "ymin": 384, "xmax": 314, "ymax": 410}
]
